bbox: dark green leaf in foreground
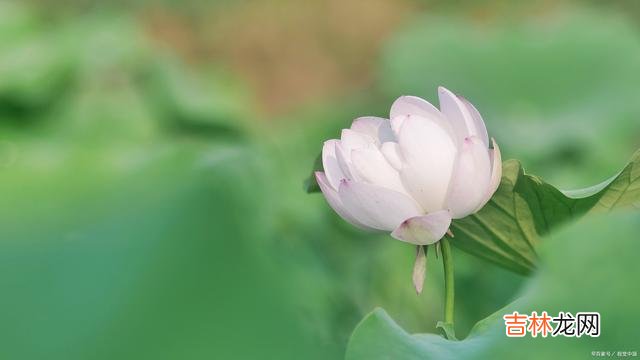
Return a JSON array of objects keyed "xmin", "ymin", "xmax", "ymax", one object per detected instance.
[
  {"xmin": 306, "ymin": 149, "xmax": 640, "ymax": 274},
  {"xmin": 346, "ymin": 213, "xmax": 640, "ymax": 360}
]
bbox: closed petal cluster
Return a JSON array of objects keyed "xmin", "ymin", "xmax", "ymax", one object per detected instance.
[{"xmin": 316, "ymin": 87, "xmax": 501, "ymax": 245}]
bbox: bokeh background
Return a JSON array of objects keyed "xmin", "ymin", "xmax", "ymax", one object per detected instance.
[{"xmin": 1, "ymin": 1, "xmax": 639, "ymax": 359}]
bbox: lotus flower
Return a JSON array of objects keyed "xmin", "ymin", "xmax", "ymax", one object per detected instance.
[{"xmin": 315, "ymin": 87, "xmax": 501, "ymax": 245}]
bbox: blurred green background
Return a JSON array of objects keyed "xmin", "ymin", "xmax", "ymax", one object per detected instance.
[{"xmin": 1, "ymin": 1, "xmax": 639, "ymax": 359}]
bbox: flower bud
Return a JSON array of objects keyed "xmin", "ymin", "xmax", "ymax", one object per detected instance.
[{"xmin": 315, "ymin": 87, "xmax": 501, "ymax": 245}]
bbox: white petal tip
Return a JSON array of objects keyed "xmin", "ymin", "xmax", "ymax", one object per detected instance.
[{"xmin": 438, "ymin": 86, "xmax": 452, "ymax": 95}]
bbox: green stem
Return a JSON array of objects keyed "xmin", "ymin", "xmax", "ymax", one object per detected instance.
[{"xmin": 441, "ymin": 237, "xmax": 454, "ymax": 325}]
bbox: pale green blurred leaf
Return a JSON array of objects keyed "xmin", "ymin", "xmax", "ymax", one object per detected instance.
[
  {"xmin": 143, "ymin": 57, "xmax": 249, "ymax": 136},
  {"xmin": 0, "ymin": 139, "xmax": 325, "ymax": 359}
]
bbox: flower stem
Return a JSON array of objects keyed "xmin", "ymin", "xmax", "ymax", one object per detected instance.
[{"xmin": 441, "ymin": 236, "xmax": 454, "ymax": 325}]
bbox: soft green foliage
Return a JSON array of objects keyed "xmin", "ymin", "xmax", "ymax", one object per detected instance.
[
  {"xmin": 0, "ymin": 5, "xmax": 322, "ymax": 359},
  {"xmin": 0, "ymin": 141, "xmax": 323, "ymax": 359},
  {"xmin": 346, "ymin": 213, "xmax": 640, "ymax": 360}
]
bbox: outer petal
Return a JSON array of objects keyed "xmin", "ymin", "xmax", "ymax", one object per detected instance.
[
  {"xmin": 341, "ymin": 129, "xmax": 375, "ymax": 152},
  {"xmin": 459, "ymin": 96, "xmax": 489, "ymax": 145},
  {"xmin": 473, "ymin": 138, "xmax": 502, "ymax": 212},
  {"xmin": 446, "ymin": 136, "xmax": 492, "ymax": 219},
  {"xmin": 438, "ymin": 87, "xmax": 489, "ymax": 147},
  {"xmin": 397, "ymin": 115, "xmax": 458, "ymax": 213},
  {"xmin": 390, "ymin": 95, "xmax": 442, "ymax": 122},
  {"xmin": 333, "ymin": 129, "xmax": 377, "ymax": 183},
  {"xmin": 350, "ymin": 147, "xmax": 407, "ymax": 194},
  {"xmin": 390, "ymin": 210, "xmax": 452, "ymax": 245},
  {"xmin": 315, "ymin": 172, "xmax": 373, "ymax": 230},
  {"xmin": 389, "ymin": 96, "xmax": 454, "ymax": 139},
  {"xmin": 350, "ymin": 116, "xmax": 395, "ymax": 143},
  {"xmin": 338, "ymin": 179, "xmax": 423, "ymax": 231},
  {"xmin": 322, "ymin": 140, "xmax": 345, "ymax": 190},
  {"xmin": 334, "ymin": 142, "xmax": 356, "ymax": 181}
]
